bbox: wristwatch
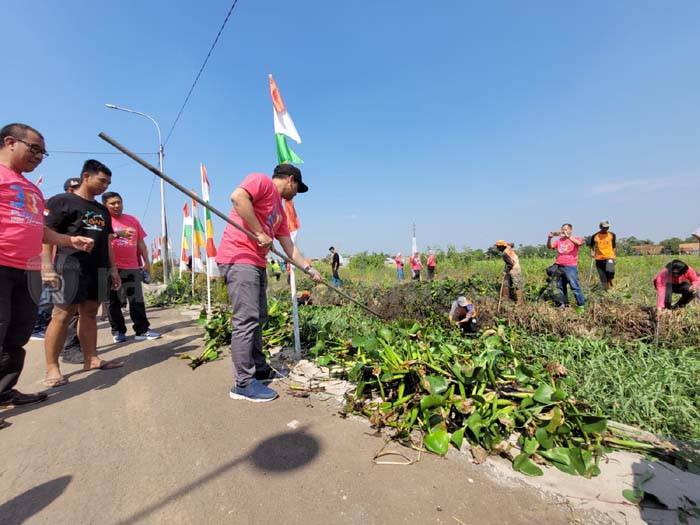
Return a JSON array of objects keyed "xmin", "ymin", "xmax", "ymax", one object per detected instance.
[{"xmin": 304, "ymin": 265, "xmax": 312, "ymax": 272}]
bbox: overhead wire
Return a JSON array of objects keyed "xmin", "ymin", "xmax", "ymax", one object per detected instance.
[{"xmin": 163, "ymin": 0, "xmax": 240, "ymax": 145}]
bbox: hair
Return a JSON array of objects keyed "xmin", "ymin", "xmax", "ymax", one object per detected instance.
[
  {"xmin": 0, "ymin": 123, "xmax": 44, "ymax": 149},
  {"xmin": 561, "ymin": 223, "xmax": 573, "ymax": 229},
  {"xmin": 101, "ymin": 191, "xmax": 122, "ymax": 204},
  {"xmin": 666, "ymin": 259, "xmax": 689, "ymax": 275},
  {"xmin": 80, "ymin": 159, "xmax": 112, "ymax": 180},
  {"xmin": 329, "ymin": 246, "xmax": 335, "ymax": 251}
]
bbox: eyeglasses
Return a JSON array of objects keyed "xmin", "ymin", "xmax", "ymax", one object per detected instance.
[{"xmin": 13, "ymin": 137, "xmax": 49, "ymax": 158}]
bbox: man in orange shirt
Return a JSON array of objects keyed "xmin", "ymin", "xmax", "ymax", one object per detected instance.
[{"xmin": 588, "ymin": 220, "xmax": 616, "ymax": 289}]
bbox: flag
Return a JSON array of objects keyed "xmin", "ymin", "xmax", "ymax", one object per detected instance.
[
  {"xmin": 284, "ymin": 199, "xmax": 300, "ymax": 234},
  {"xmin": 36, "ymin": 175, "xmax": 43, "ymax": 187},
  {"xmin": 200, "ymin": 164, "xmax": 218, "ymax": 258},
  {"xmin": 180, "ymin": 202, "xmax": 192, "ymax": 273},
  {"xmin": 270, "ymin": 74, "xmax": 303, "ymax": 164},
  {"xmin": 191, "ymin": 198, "xmax": 206, "ymax": 273}
]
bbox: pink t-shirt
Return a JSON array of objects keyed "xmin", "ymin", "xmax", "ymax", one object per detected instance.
[
  {"xmin": 410, "ymin": 255, "xmax": 423, "ymax": 271},
  {"xmin": 395, "ymin": 256, "xmax": 403, "ymax": 269},
  {"xmin": 427, "ymin": 254, "xmax": 436, "ymax": 267},
  {"xmin": 217, "ymin": 173, "xmax": 290, "ymax": 268},
  {"xmin": 654, "ymin": 267, "xmax": 700, "ymax": 308},
  {"xmin": 0, "ymin": 164, "xmax": 45, "ymax": 270},
  {"xmin": 110, "ymin": 213, "xmax": 147, "ymax": 269},
  {"xmin": 551, "ymin": 236, "xmax": 582, "ymax": 266}
]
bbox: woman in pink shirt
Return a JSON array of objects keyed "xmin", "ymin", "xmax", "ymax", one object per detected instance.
[
  {"xmin": 654, "ymin": 259, "xmax": 699, "ymax": 312},
  {"xmin": 410, "ymin": 251, "xmax": 423, "ymax": 281}
]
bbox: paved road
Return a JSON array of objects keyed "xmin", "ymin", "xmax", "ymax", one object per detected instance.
[{"xmin": 1, "ymin": 307, "xmax": 574, "ymax": 525}]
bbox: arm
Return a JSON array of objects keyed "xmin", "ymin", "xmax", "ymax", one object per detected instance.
[
  {"xmin": 567, "ymin": 234, "xmax": 584, "ymax": 247},
  {"xmin": 107, "ymin": 235, "xmax": 121, "ymax": 290},
  {"xmin": 231, "ymin": 187, "xmax": 271, "ymax": 249},
  {"xmin": 654, "ymin": 271, "xmax": 666, "ymax": 310},
  {"xmin": 42, "ymin": 226, "xmax": 94, "ymax": 251},
  {"xmin": 137, "ymin": 238, "xmax": 150, "ymax": 272},
  {"xmin": 277, "ymin": 235, "xmax": 322, "ymax": 282},
  {"xmin": 547, "ymin": 234, "xmax": 556, "ymax": 249}
]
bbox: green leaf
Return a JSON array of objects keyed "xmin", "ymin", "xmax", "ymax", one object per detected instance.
[
  {"xmin": 424, "ymin": 428, "xmax": 449, "ymax": 455},
  {"xmin": 552, "ymin": 387, "xmax": 567, "ymax": 401},
  {"xmin": 581, "ymin": 416, "xmax": 607, "ymax": 435},
  {"xmin": 513, "ymin": 453, "xmax": 544, "ymax": 476},
  {"xmin": 377, "ymin": 327, "xmax": 394, "ymax": 343},
  {"xmin": 538, "ymin": 447, "xmax": 571, "ymax": 466},
  {"xmin": 533, "ymin": 383, "xmax": 555, "ymax": 404},
  {"xmin": 622, "ymin": 488, "xmax": 644, "ymax": 504},
  {"xmin": 523, "ymin": 437, "xmax": 539, "ymax": 454},
  {"xmin": 316, "ymin": 355, "xmax": 332, "ymax": 366},
  {"xmin": 546, "ymin": 406, "xmax": 563, "ymax": 433},
  {"xmin": 421, "ymin": 375, "xmax": 448, "ymax": 395},
  {"xmin": 535, "ymin": 427, "xmax": 554, "ymax": 449},
  {"xmin": 568, "ymin": 447, "xmax": 586, "ymax": 476},
  {"xmin": 451, "ymin": 426, "xmax": 466, "ymax": 449},
  {"xmin": 420, "ymin": 394, "xmax": 445, "ymax": 411},
  {"xmin": 465, "ymin": 412, "xmax": 485, "ymax": 436}
]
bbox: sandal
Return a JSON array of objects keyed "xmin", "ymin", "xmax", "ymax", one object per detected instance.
[
  {"xmin": 42, "ymin": 376, "xmax": 68, "ymax": 387},
  {"xmin": 83, "ymin": 360, "xmax": 124, "ymax": 371}
]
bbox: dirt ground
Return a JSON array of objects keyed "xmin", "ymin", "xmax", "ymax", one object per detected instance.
[{"xmin": 1, "ymin": 306, "xmax": 697, "ymax": 525}]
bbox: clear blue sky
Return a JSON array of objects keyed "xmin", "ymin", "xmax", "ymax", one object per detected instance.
[{"xmin": 5, "ymin": 0, "xmax": 699, "ymax": 258}]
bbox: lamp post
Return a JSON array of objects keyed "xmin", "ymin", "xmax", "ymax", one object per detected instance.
[{"xmin": 105, "ymin": 103, "xmax": 170, "ymax": 284}]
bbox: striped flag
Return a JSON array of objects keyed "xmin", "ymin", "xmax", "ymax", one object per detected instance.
[
  {"xmin": 180, "ymin": 202, "xmax": 192, "ymax": 274},
  {"xmin": 200, "ymin": 164, "xmax": 217, "ymax": 258},
  {"xmin": 270, "ymin": 74, "xmax": 303, "ymax": 164},
  {"xmin": 191, "ymin": 198, "xmax": 206, "ymax": 273}
]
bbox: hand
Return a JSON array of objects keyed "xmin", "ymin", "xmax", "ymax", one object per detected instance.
[
  {"xmin": 41, "ymin": 265, "xmax": 59, "ymax": 289},
  {"xmin": 110, "ymin": 269, "xmax": 121, "ymax": 291},
  {"xmin": 255, "ymin": 231, "xmax": 273, "ymax": 250},
  {"xmin": 71, "ymin": 236, "xmax": 95, "ymax": 252},
  {"xmin": 308, "ymin": 267, "xmax": 322, "ymax": 282}
]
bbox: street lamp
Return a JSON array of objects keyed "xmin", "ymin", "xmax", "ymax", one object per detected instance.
[{"xmin": 105, "ymin": 103, "xmax": 170, "ymax": 284}]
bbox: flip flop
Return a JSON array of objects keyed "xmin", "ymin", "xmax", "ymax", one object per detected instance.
[
  {"xmin": 84, "ymin": 360, "xmax": 124, "ymax": 371},
  {"xmin": 43, "ymin": 376, "xmax": 68, "ymax": 387}
]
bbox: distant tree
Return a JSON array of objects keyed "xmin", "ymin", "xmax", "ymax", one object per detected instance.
[
  {"xmin": 348, "ymin": 252, "xmax": 387, "ymax": 270},
  {"xmin": 660, "ymin": 237, "xmax": 684, "ymax": 255}
]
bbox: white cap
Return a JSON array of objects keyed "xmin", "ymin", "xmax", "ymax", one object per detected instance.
[{"xmin": 457, "ymin": 296, "xmax": 468, "ymax": 307}]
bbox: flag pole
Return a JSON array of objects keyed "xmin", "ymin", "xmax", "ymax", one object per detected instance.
[
  {"xmin": 98, "ymin": 132, "xmax": 384, "ymax": 319},
  {"xmin": 289, "ymin": 233, "xmax": 302, "ymax": 358}
]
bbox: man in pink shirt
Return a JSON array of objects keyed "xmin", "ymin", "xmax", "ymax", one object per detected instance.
[
  {"xmin": 547, "ymin": 223, "xmax": 585, "ymax": 312},
  {"xmin": 395, "ymin": 253, "xmax": 404, "ymax": 282},
  {"xmin": 427, "ymin": 250, "xmax": 437, "ymax": 281},
  {"xmin": 0, "ymin": 123, "xmax": 94, "ymax": 409},
  {"xmin": 410, "ymin": 251, "xmax": 423, "ymax": 281},
  {"xmin": 654, "ymin": 260, "xmax": 699, "ymax": 312},
  {"xmin": 102, "ymin": 191, "xmax": 159, "ymax": 343},
  {"xmin": 217, "ymin": 164, "xmax": 321, "ymax": 402}
]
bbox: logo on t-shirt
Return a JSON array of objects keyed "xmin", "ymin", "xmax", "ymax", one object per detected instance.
[
  {"xmin": 82, "ymin": 210, "xmax": 106, "ymax": 231},
  {"xmin": 9, "ymin": 184, "xmax": 43, "ymax": 225}
]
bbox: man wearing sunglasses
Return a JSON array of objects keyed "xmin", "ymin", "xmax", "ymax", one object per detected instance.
[{"xmin": 0, "ymin": 123, "xmax": 94, "ymax": 413}]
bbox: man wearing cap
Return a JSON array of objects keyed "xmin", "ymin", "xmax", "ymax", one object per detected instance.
[
  {"xmin": 449, "ymin": 296, "xmax": 477, "ymax": 335},
  {"xmin": 0, "ymin": 123, "xmax": 94, "ymax": 410},
  {"xmin": 495, "ymin": 240, "xmax": 522, "ymax": 303},
  {"xmin": 217, "ymin": 164, "xmax": 322, "ymax": 402},
  {"xmin": 589, "ymin": 221, "xmax": 616, "ymax": 290}
]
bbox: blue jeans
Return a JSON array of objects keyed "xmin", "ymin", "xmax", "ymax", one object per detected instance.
[
  {"xmin": 556, "ymin": 265, "xmax": 585, "ymax": 306},
  {"xmin": 397, "ymin": 268, "xmax": 404, "ymax": 282},
  {"xmin": 332, "ymin": 277, "xmax": 342, "ymax": 287}
]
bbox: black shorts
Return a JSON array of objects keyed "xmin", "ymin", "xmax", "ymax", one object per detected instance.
[{"xmin": 52, "ymin": 268, "xmax": 111, "ymax": 305}]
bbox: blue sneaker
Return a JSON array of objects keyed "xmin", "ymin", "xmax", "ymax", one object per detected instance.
[
  {"xmin": 113, "ymin": 332, "xmax": 127, "ymax": 343},
  {"xmin": 229, "ymin": 379, "xmax": 278, "ymax": 402},
  {"xmin": 30, "ymin": 331, "xmax": 46, "ymax": 341},
  {"xmin": 134, "ymin": 330, "xmax": 161, "ymax": 341}
]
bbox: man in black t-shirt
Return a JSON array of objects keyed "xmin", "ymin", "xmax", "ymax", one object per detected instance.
[
  {"xmin": 329, "ymin": 246, "xmax": 341, "ymax": 287},
  {"xmin": 42, "ymin": 159, "xmax": 123, "ymax": 387}
]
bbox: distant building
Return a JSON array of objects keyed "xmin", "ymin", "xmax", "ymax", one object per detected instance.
[
  {"xmin": 679, "ymin": 243, "xmax": 700, "ymax": 255},
  {"xmin": 632, "ymin": 245, "xmax": 663, "ymax": 255}
]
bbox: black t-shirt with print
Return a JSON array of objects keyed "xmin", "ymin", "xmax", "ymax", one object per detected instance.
[{"xmin": 44, "ymin": 192, "xmax": 113, "ymax": 272}]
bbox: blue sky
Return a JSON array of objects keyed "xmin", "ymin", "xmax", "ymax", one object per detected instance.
[{"xmin": 5, "ymin": 1, "xmax": 699, "ymax": 258}]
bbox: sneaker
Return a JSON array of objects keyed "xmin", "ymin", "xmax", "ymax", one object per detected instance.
[
  {"xmin": 61, "ymin": 348, "xmax": 85, "ymax": 364},
  {"xmin": 113, "ymin": 332, "xmax": 127, "ymax": 343},
  {"xmin": 30, "ymin": 331, "xmax": 46, "ymax": 341},
  {"xmin": 134, "ymin": 330, "xmax": 161, "ymax": 341},
  {"xmin": 255, "ymin": 367, "xmax": 289, "ymax": 384},
  {"xmin": 0, "ymin": 389, "xmax": 48, "ymax": 407},
  {"xmin": 229, "ymin": 379, "xmax": 278, "ymax": 402},
  {"xmin": 557, "ymin": 304, "xmax": 569, "ymax": 309},
  {"xmin": 576, "ymin": 306, "xmax": 585, "ymax": 314}
]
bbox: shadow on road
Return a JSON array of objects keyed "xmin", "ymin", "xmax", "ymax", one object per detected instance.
[
  {"xmin": 115, "ymin": 427, "xmax": 320, "ymax": 524},
  {"xmin": 0, "ymin": 475, "xmax": 72, "ymax": 525}
]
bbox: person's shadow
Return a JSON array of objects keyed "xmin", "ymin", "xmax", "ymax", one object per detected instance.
[{"xmin": 0, "ymin": 475, "xmax": 72, "ymax": 525}]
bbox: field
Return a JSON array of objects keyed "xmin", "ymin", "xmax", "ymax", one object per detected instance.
[{"xmin": 150, "ymin": 253, "xmax": 700, "ymax": 477}]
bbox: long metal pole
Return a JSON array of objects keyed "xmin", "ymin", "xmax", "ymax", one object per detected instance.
[{"xmin": 98, "ymin": 132, "xmax": 384, "ymax": 319}]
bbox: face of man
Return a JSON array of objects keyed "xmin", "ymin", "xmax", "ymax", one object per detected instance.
[
  {"xmin": 4, "ymin": 130, "xmax": 46, "ymax": 174},
  {"xmin": 561, "ymin": 224, "xmax": 572, "ymax": 235},
  {"xmin": 81, "ymin": 171, "xmax": 112, "ymax": 197},
  {"xmin": 279, "ymin": 175, "xmax": 299, "ymax": 200},
  {"xmin": 104, "ymin": 196, "xmax": 123, "ymax": 217}
]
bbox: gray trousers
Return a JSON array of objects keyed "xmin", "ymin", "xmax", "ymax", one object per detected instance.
[{"xmin": 219, "ymin": 264, "xmax": 270, "ymax": 387}]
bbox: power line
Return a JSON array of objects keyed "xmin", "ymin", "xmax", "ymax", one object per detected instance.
[
  {"xmin": 164, "ymin": 0, "xmax": 240, "ymax": 145},
  {"xmin": 49, "ymin": 150, "xmax": 157, "ymax": 155}
]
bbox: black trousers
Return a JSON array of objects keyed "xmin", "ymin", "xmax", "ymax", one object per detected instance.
[
  {"xmin": 595, "ymin": 260, "xmax": 615, "ymax": 287},
  {"xmin": 108, "ymin": 269, "xmax": 149, "ymax": 335},
  {"xmin": 0, "ymin": 266, "xmax": 40, "ymax": 396},
  {"xmin": 665, "ymin": 281, "xmax": 696, "ymax": 309}
]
